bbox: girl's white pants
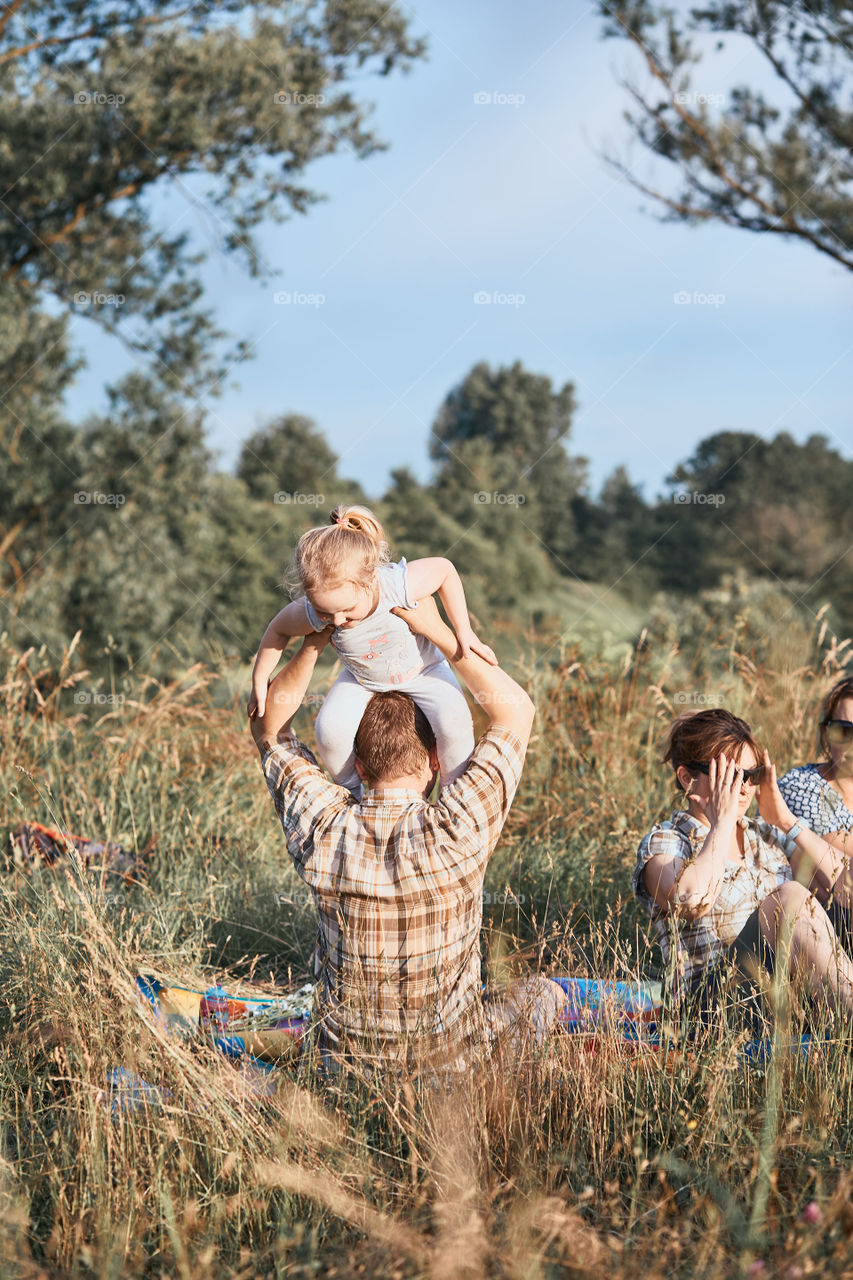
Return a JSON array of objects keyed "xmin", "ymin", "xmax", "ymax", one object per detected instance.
[{"xmin": 314, "ymin": 659, "xmax": 474, "ymax": 793}]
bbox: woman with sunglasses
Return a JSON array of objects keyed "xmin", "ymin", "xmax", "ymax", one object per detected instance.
[
  {"xmin": 633, "ymin": 708, "xmax": 853, "ymax": 1020},
  {"xmin": 775, "ymin": 678, "xmax": 853, "ymax": 936}
]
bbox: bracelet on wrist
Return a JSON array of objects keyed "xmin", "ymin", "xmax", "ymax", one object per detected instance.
[{"xmin": 782, "ymin": 819, "xmax": 809, "ymax": 853}]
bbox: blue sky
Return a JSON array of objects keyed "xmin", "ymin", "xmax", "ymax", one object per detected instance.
[{"xmin": 61, "ymin": 0, "xmax": 851, "ymax": 500}]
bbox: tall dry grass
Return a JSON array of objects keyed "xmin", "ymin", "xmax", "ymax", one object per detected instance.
[{"xmin": 1, "ymin": 606, "xmax": 853, "ymax": 1278}]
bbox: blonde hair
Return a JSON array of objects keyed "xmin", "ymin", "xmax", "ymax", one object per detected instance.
[{"xmin": 287, "ymin": 504, "xmax": 391, "ymax": 596}]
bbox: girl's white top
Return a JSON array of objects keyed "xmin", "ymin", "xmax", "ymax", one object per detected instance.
[{"xmin": 303, "ymin": 558, "xmax": 444, "ymax": 692}]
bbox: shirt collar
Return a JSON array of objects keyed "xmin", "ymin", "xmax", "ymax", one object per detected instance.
[
  {"xmin": 360, "ymin": 787, "xmax": 425, "ymax": 807},
  {"xmin": 673, "ymin": 809, "xmax": 753, "ymax": 836}
]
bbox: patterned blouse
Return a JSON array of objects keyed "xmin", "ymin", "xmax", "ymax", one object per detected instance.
[
  {"xmin": 778, "ymin": 764, "xmax": 853, "ymax": 836},
  {"xmin": 633, "ymin": 811, "xmax": 792, "ymax": 994}
]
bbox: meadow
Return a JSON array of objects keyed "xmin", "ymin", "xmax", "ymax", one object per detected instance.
[{"xmin": 2, "ymin": 600, "xmax": 853, "ymax": 1280}]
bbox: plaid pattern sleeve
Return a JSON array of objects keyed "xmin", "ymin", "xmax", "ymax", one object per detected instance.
[
  {"xmin": 633, "ymin": 816, "xmax": 721, "ymax": 990},
  {"xmin": 633, "ymin": 812, "xmax": 793, "ymax": 994},
  {"xmin": 430, "ymin": 726, "xmax": 527, "ymax": 877},
  {"xmin": 260, "ymin": 736, "xmax": 353, "ymax": 876},
  {"xmin": 632, "ymin": 820, "xmax": 695, "ymax": 909}
]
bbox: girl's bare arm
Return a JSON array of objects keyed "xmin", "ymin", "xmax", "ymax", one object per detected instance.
[
  {"xmin": 406, "ymin": 556, "xmax": 497, "ymax": 664},
  {"xmin": 249, "ymin": 600, "xmax": 316, "ymax": 717}
]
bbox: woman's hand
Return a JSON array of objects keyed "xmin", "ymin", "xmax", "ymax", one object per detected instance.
[
  {"xmin": 693, "ymin": 752, "xmax": 744, "ymax": 831},
  {"xmin": 757, "ymin": 747, "xmax": 796, "ymax": 830}
]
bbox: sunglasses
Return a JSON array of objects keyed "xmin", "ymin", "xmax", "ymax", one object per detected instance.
[
  {"xmin": 824, "ymin": 719, "xmax": 853, "ymax": 745},
  {"xmin": 687, "ymin": 761, "xmax": 766, "ymax": 786}
]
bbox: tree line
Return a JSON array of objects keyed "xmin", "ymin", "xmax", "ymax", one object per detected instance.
[
  {"xmin": 2, "ymin": 355, "xmax": 851, "ymax": 676},
  {"xmin": 1, "ymin": 1, "xmax": 850, "ymax": 677}
]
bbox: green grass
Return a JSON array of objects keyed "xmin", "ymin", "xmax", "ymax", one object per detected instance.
[{"xmin": 2, "ymin": 609, "xmax": 853, "ymax": 1278}]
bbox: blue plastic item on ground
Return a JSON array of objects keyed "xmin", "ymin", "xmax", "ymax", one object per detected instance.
[{"xmin": 105, "ymin": 1067, "xmax": 169, "ymax": 1115}]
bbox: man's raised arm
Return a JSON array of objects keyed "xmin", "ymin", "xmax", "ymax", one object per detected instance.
[
  {"xmin": 392, "ymin": 597, "xmax": 535, "ymax": 748},
  {"xmin": 247, "ymin": 628, "xmax": 332, "ymax": 755}
]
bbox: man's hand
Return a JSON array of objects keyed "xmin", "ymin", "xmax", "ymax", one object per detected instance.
[
  {"xmin": 393, "ymin": 597, "xmax": 498, "ymax": 665},
  {"xmin": 394, "ymin": 596, "xmax": 533, "ymax": 744},
  {"xmin": 247, "ymin": 628, "xmax": 333, "ymax": 749},
  {"xmin": 455, "ymin": 625, "xmax": 498, "ymax": 666},
  {"xmin": 247, "ymin": 682, "xmax": 267, "ymax": 720},
  {"xmin": 391, "ymin": 596, "xmax": 457, "ymax": 657},
  {"xmin": 300, "ymin": 626, "xmax": 334, "ymax": 656}
]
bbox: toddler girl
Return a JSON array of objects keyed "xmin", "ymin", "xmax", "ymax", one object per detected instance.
[{"xmin": 248, "ymin": 504, "xmax": 496, "ymax": 793}]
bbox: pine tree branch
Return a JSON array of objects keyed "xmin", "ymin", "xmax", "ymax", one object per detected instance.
[
  {"xmin": 0, "ymin": 0, "xmax": 27, "ymax": 40},
  {"xmin": 749, "ymin": 23, "xmax": 853, "ymax": 156},
  {"xmin": 3, "ymin": 155, "xmax": 196, "ymax": 280},
  {"xmin": 602, "ymin": 152, "xmax": 853, "ymax": 270},
  {"xmin": 608, "ymin": 9, "xmax": 853, "ymax": 270},
  {"xmin": 0, "ymin": 6, "xmax": 196, "ymax": 67}
]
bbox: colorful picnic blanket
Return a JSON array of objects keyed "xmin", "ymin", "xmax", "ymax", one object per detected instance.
[
  {"xmin": 133, "ymin": 973, "xmax": 664, "ymax": 1063},
  {"xmin": 110, "ymin": 972, "xmax": 815, "ymax": 1115}
]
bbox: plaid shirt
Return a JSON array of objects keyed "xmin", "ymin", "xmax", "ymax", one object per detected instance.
[
  {"xmin": 260, "ymin": 725, "xmax": 526, "ymax": 1068},
  {"xmin": 633, "ymin": 811, "xmax": 792, "ymax": 994}
]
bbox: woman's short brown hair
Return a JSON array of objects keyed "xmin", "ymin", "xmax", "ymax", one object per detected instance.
[
  {"xmin": 354, "ymin": 691, "xmax": 437, "ymax": 783},
  {"xmin": 663, "ymin": 708, "xmax": 760, "ymax": 790},
  {"xmin": 819, "ymin": 677, "xmax": 853, "ymax": 759}
]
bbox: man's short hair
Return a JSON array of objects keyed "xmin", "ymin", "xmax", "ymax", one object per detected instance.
[{"xmin": 354, "ymin": 691, "xmax": 437, "ymax": 782}]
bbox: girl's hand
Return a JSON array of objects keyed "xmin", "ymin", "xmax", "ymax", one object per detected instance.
[
  {"xmin": 456, "ymin": 627, "xmax": 498, "ymax": 666},
  {"xmin": 693, "ymin": 752, "xmax": 744, "ymax": 831},
  {"xmin": 247, "ymin": 685, "xmax": 266, "ymax": 720},
  {"xmin": 757, "ymin": 748, "xmax": 796, "ymax": 830},
  {"xmin": 248, "ymin": 630, "xmax": 330, "ymax": 719}
]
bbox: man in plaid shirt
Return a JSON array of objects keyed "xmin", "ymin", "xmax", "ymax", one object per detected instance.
[{"xmin": 248, "ymin": 595, "xmax": 563, "ymax": 1074}]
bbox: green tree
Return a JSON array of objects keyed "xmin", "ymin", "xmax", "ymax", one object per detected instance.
[
  {"xmin": 236, "ymin": 413, "xmax": 363, "ymax": 506},
  {"xmin": 5, "ymin": 372, "xmax": 299, "ymax": 671},
  {"xmin": 54, "ymin": 374, "xmax": 223, "ymax": 666},
  {"xmin": 657, "ymin": 430, "xmax": 764, "ymax": 591},
  {"xmin": 658, "ymin": 430, "xmax": 853, "ymax": 625},
  {"xmin": 0, "ymin": 1, "xmax": 426, "ymax": 668},
  {"xmin": 429, "ymin": 360, "xmax": 586, "ymax": 569},
  {"xmin": 381, "ymin": 465, "xmax": 555, "ymax": 617},
  {"xmin": 196, "ymin": 472, "xmax": 313, "ymax": 661},
  {"xmin": 599, "ymin": 0, "xmax": 853, "ymax": 269},
  {"xmin": 571, "ymin": 465, "xmax": 658, "ymax": 596},
  {"xmin": 0, "ymin": 0, "xmax": 427, "ymax": 396},
  {"xmin": 0, "ymin": 281, "xmax": 84, "ymax": 595}
]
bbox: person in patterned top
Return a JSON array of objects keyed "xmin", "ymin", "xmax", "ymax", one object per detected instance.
[
  {"xmin": 778, "ymin": 678, "xmax": 853, "ymax": 944},
  {"xmin": 634, "ymin": 708, "xmax": 853, "ymax": 1016},
  {"xmin": 248, "ymin": 594, "xmax": 564, "ymax": 1075}
]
